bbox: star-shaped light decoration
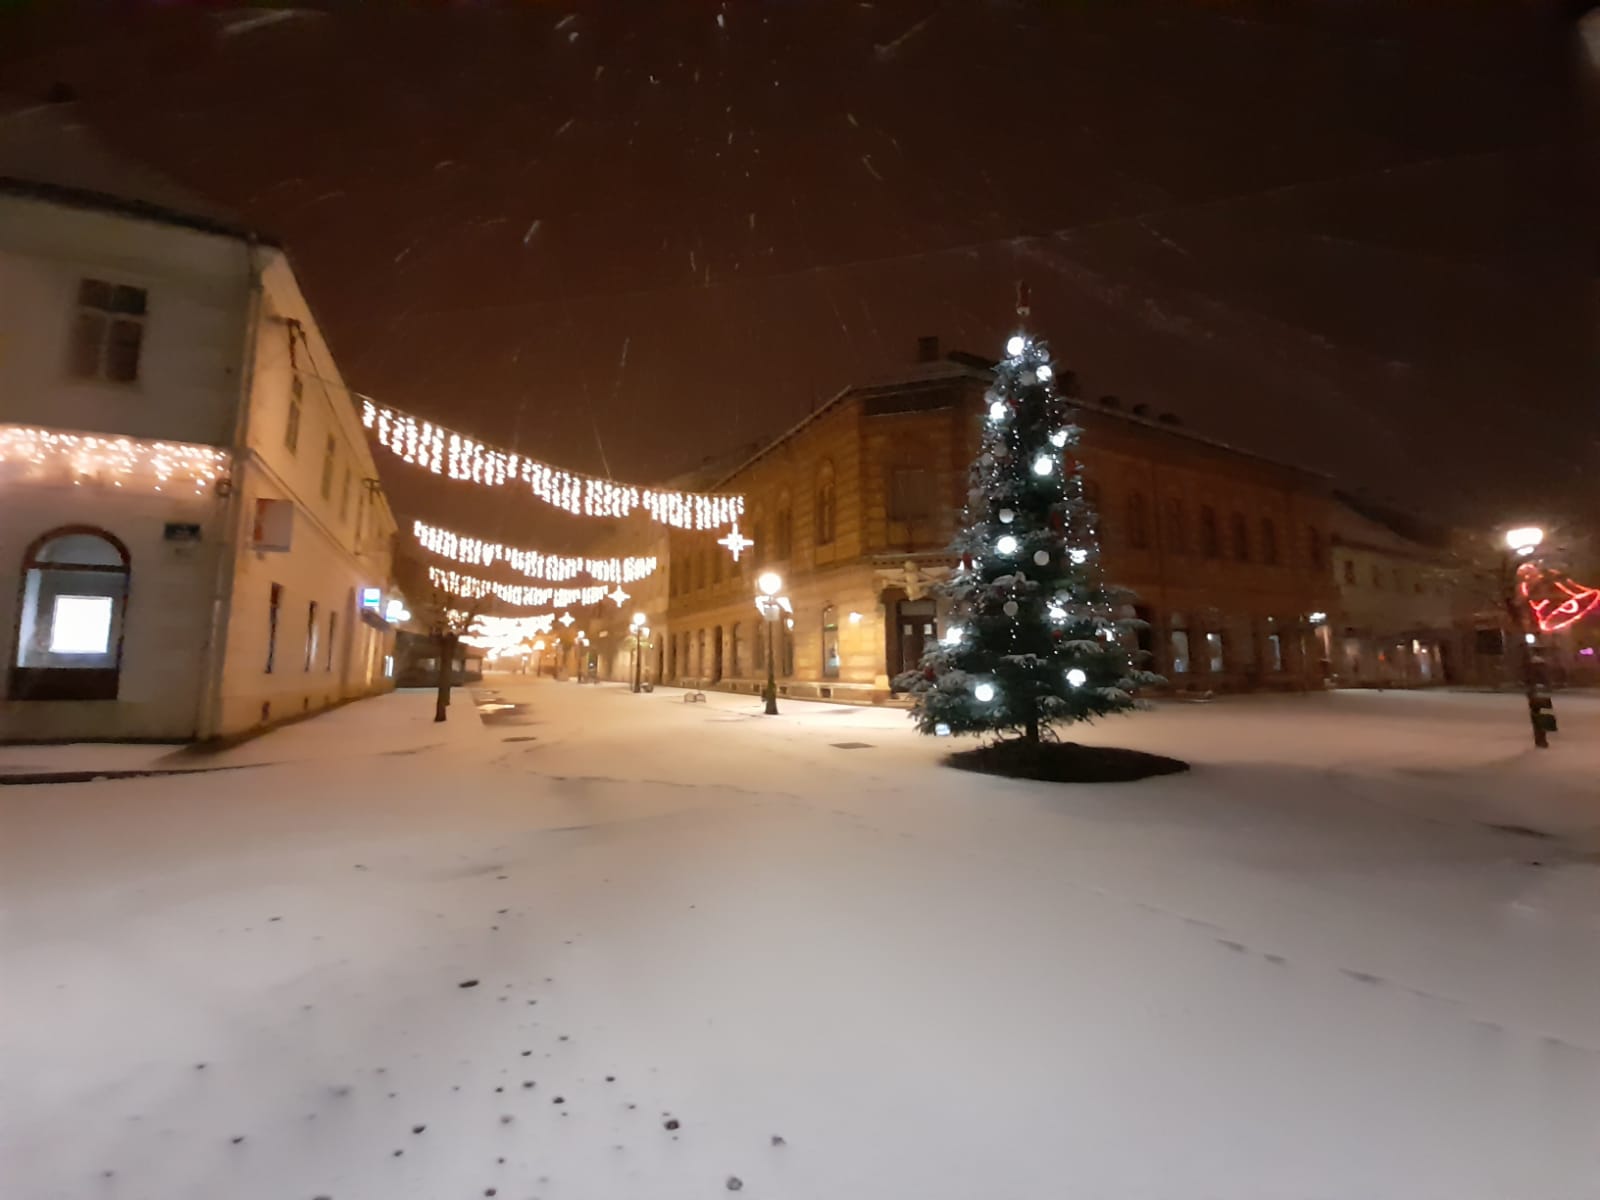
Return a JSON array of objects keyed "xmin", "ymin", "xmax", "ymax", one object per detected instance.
[
  {"xmin": 607, "ymin": 585, "xmax": 630, "ymax": 607},
  {"xmin": 717, "ymin": 521, "xmax": 754, "ymax": 563},
  {"xmin": 558, "ymin": 611, "xmax": 575, "ymax": 627}
]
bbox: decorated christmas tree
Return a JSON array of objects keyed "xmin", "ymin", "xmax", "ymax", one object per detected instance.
[{"xmin": 898, "ymin": 311, "xmax": 1160, "ymax": 745}]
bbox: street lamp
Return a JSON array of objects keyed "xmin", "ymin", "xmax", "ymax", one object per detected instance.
[
  {"xmin": 1501, "ymin": 525, "xmax": 1555, "ymax": 748},
  {"xmin": 629, "ymin": 611, "xmax": 650, "ymax": 694},
  {"xmin": 755, "ymin": 571, "xmax": 787, "ymax": 715},
  {"xmin": 1505, "ymin": 526, "xmax": 1544, "ymax": 557}
]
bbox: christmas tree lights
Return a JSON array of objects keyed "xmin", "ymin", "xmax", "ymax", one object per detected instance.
[
  {"xmin": 896, "ymin": 322, "xmax": 1160, "ymax": 743},
  {"xmin": 413, "ymin": 519, "xmax": 657, "ymax": 583},
  {"xmin": 1, "ymin": 424, "xmax": 228, "ymax": 496},
  {"xmin": 363, "ymin": 400, "xmax": 743, "ymax": 530}
]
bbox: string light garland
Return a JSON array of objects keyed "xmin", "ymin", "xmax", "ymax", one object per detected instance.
[
  {"xmin": 457, "ymin": 612, "xmax": 556, "ymax": 653},
  {"xmin": 1, "ymin": 424, "xmax": 228, "ymax": 496},
  {"xmin": 362, "ymin": 400, "xmax": 744, "ymax": 531},
  {"xmin": 428, "ymin": 566, "xmax": 609, "ymax": 609},
  {"xmin": 412, "ymin": 519, "xmax": 657, "ymax": 583}
]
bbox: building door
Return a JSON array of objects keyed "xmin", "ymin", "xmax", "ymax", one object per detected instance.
[
  {"xmin": 711, "ymin": 625, "xmax": 724, "ymax": 683},
  {"xmin": 892, "ymin": 599, "xmax": 937, "ymax": 687}
]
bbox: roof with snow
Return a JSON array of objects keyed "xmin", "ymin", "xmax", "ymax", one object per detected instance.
[{"xmin": 0, "ymin": 102, "xmax": 275, "ymax": 246}]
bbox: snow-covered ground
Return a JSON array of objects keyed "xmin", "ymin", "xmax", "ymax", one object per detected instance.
[{"xmin": 3, "ymin": 682, "xmax": 1598, "ymax": 1200}]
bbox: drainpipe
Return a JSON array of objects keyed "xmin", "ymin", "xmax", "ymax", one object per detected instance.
[{"xmin": 195, "ymin": 241, "xmax": 264, "ymax": 740}]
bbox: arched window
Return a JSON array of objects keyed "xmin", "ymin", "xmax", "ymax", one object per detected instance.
[
  {"xmin": 775, "ymin": 492, "xmax": 793, "ymax": 560},
  {"xmin": 11, "ymin": 527, "xmax": 131, "ymax": 701},
  {"xmin": 814, "ymin": 463, "xmax": 836, "ymax": 546},
  {"xmin": 821, "ymin": 605, "xmax": 840, "ymax": 679},
  {"xmin": 730, "ymin": 623, "xmax": 743, "ymax": 677}
]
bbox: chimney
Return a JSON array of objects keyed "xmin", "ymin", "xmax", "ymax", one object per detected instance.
[{"xmin": 916, "ymin": 335, "xmax": 941, "ymax": 363}]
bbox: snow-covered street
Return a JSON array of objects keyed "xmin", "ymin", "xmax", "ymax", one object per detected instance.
[{"xmin": 4, "ymin": 682, "xmax": 1598, "ymax": 1200}]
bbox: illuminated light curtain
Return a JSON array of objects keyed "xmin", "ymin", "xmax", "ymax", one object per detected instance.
[
  {"xmin": 1, "ymin": 425, "xmax": 228, "ymax": 495},
  {"xmin": 412, "ymin": 519, "xmax": 658, "ymax": 583},
  {"xmin": 362, "ymin": 400, "xmax": 743, "ymax": 530}
]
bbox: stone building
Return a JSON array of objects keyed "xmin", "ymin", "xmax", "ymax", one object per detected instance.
[
  {"xmin": 658, "ymin": 344, "xmax": 1350, "ymax": 702},
  {"xmin": 0, "ymin": 107, "xmax": 401, "ymax": 741}
]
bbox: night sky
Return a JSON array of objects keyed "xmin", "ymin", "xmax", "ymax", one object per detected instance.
[{"xmin": 2, "ymin": 1, "xmax": 1595, "ymax": 545}]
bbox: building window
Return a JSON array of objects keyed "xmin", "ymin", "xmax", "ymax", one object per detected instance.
[
  {"xmin": 1126, "ymin": 492, "xmax": 1150, "ymax": 549},
  {"xmin": 1199, "ymin": 506, "xmax": 1221, "ymax": 558},
  {"xmin": 1205, "ymin": 631, "xmax": 1224, "ymax": 673},
  {"xmin": 821, "ymin": 605, "xmax": 840, "ymax": 678},
  {"xmin": 321, "ymin": 436, "xmax": 337, "ymax": 500},
  {"xmin": 749, "ymin": 509, "xmax": 766, "ymax": 567},
  {"xmin": 305, "ymin": 601, "xmax": 320, "ymax": 671},
  {"xmin": 1266, "ymin": 632, "xmax": 1284, "ymax": 672},
  {"xmin": 1230, "ymin": 512, "xmax": 1250, "ymax": 561},
  {"xmin": 286, "ymin": 377, "xmax": 303, "ymax": 453},
  {"xmin": 782, "ymin": 617, "xmax": 796, "ymax": 677},
  {"xmin": 775, "ymin": 496, "xmax": 793, "ymax": 560},
  {"xmin": 815, "ymin": 462, "xmax": 836, "ymax": 546},
  {"xmin": 1163, "ymin": 498, "xmax": 1185, "ymax": 554},
  {"xmin": 889, "ymin": 468, "xmax": 935, "ymax": 521},
  {"xmin": 266, "ymin": 583, "xmax": 283, "ymax": 673},
  {"xmin": 340, "ymin": 467, "xmax": 352, "ymax": 522},
  {"xmin": 68, "ymin": 279, "xmax": 146, "ymax": 383},
  {"xmin": 1343, "ymin": 559, "xmax": 1357, "ymax": 585},
  {"xmin": 1308, "ymin": 525, "xmax": 1324, "ymax": 568},
  {"xmin": 1261, "ymin": 517, "xmax": 1279, "ymax": 565},
  {"xmin": 753, "ymin": 621, "xmax": 765, "ymax": 671},
  {"xmin": 327, "ymin": 610, "xmax": 338, "ymax": 671},
  {"xmin": 10, "ymin": 528, "xmax": 130, "ymax": 701},
  {"xmin": 1168, "ymin": 629, "xmax": 1190, "ymax": 675},
  {"xmin": 730, "ymin": 623, "xmax": 742, "ymax": 677},
  {"xmin": 696, "ymin": 630, "xmax": 706, "ymax": 678}
]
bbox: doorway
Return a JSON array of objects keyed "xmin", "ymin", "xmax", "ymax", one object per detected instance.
[
  {"xmin": 891, "ymin": 599, "xmax": 937, "ymax": 686},
  {"xmin": 712, "ymin": 625, "xmax": 724, "ymax": 683}
]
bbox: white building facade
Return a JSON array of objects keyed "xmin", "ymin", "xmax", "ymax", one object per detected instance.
[{"xmin": 0, "ymin": 167, "xmax": 400, "ymax": 742}]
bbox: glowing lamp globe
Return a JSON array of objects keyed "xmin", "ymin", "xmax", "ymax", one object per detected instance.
[
  {"xmin": 1006, "ymin": 335, "xmax": 1026, "ymax": 356},
  {"xmin": 1050, "ymin": 429, "xmax": 1069, "ymax": 448},
  {"xmin": 1037, "ymin": 364, "xmax": 1053, "ymax": 381},
  {"xmin": 1066, "ymin": 668, "xmax": 1087, "ymax": 688},
  {"xmin": 757, "ymin": 571, "xmax": 783, "ymax": 597},
  {"xmin": 1032, "ymin": 453, "xmax": 1054, "ymax": 476},
  {"xmin": 974, "ymin": 682, "xmax": 996, "ymax": 702},
  {"xmin": 996, "ymin": 535, "xmax": 1018, "ymax": 555},
  {"xmin": 1504, "ymin": 526, "xmax": 1544, "ymax": 556}
]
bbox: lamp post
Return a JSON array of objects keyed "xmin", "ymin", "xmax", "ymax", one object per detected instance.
[
  {"xmin": 630, "ymin": 612, "xmax": 649, "ymax": 694},
  {"xmin": 756, "ymin": 571, "xmax": 786, "ymax": 716},
  {"xmin": 1503, "ymin": 526, "xmax": 1555, "ymax": 748}
]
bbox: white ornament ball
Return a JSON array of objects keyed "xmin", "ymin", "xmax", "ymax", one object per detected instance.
[
  {"xmin": 1006, "ymin": 335, "xmax": 1026, "ymax": 357},
  {"xmin": 1037, "ymin": 364, "xmax": 1053, "ymax": 381},
  {"xmin": 1066, "ymin": 668, "xmax": 1087, "ymax": 688},
  {"xmin": 996, "ymin": 535, "xmax": 1018, "ymax": 555},
  {"xmin": 1050, "ymin": 429, "xmax": 1069, "ymax": 448},
  {"xmin": 998, "ymin": 508, "xmax": 1015, "ymax": 524},
  {"xmin": 1032, "ymin": 453, "xmax": 1054, "ymax": 476},
  {"xmin": 988, "ymin": 400, "xmax": 1008, "ymax": 422},
  {"xmin": 974, "ymin": 682, "xmax": 996, "ymax": 703},
  {"xmin": 1002, "ymin": 600, "xmax": 1019, "ymax": 618},
  {"xmin": 1033, "ymin": 550, "xmax": 1049, "ymax": 566}
]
